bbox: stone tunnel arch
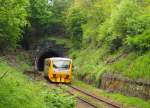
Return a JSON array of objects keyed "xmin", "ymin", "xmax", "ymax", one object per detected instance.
[
  {"xmin": 33, "ymin": 40, "xmax": 68, "ymax": 71},
  {"xmin": 37, "ymin": 50, "xmax": 60, "ymax": 71}
]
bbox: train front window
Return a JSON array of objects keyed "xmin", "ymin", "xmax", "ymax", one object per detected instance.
[{"xmin": 53, "ymin": 60, "xmax": 70, "ymax": 71}]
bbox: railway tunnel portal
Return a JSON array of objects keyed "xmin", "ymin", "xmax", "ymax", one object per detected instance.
[{"xmin": 32, "ymin": 40, "xmax": 68, "ymax": 71}]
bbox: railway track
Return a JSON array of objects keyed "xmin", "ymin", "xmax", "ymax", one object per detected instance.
[
  {"xmin": 46, "ymin": 82, "xmax": 122, "ymax": 108},
  {"xmin": 64, "ymin": 84, "xmax": 122, "ymax": 108},
  {"xmin": 56, "ymin": 84, "xmax": 98, "ymax": 108},
  {"xmin": 24, "ymin": 70, "xmax": 122, "ymax": 108},
  {"xmin": 68, "ymin": 90, "xmax": 98, "ymax": 108}
]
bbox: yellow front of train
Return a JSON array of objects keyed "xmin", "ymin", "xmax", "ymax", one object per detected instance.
[{"xmin": 44, "ymin": 57, "xmax": 72, "ymax": 83}]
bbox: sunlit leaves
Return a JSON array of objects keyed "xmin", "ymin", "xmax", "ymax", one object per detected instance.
[
  {"xmin": 29, "ymin": 0, "xmax": 52, "ymax": 24},
  {"xmin": 0, "ymin": 0, "xmax": 29, "ymax": 50}
]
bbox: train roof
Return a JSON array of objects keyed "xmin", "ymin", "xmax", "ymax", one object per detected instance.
[{"xmin": 50, "ymin": 57, "xmax": 72, "ymax": 61}]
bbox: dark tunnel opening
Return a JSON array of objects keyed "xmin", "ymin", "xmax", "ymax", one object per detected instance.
[{"xmin": 37, "ymin": 51, "xmax": 60, "ymax": 71}]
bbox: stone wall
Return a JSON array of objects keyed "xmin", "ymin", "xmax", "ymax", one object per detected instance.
[
  {"xmin": 101, "ymin": 73, "xmax": 150, "ymax": 100},
  {"xmin": 31, "ymin": 40, "xmax": 69, "ymax": 71}
]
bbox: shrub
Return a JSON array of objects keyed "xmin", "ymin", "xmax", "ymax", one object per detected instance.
[
  {"xmin": 65, "ymin": 7, "xmax": 86, "ymax": 49},
  {"xmin": 126, "ymin": 17, "xmax": 150, "ymax": 51}
]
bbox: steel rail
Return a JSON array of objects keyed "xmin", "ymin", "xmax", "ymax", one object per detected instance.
[
  {"xmin": 67, "ymin": 85, "xmax": 122, "ymax": 108},
  {"xmin": 56, "ymin": 84, "xmax": 98, "ymax": 108}
]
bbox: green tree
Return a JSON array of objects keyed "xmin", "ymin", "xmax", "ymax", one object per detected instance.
[
  {"xmin": 0, "ymin": 0, "xmax": 28, "ymax": 51},
  {"xmin": 125, "ymin": 0, "xmax": 150, "ymax": 51},
  {"xmin": 65, "ymin": 7, "xmax": 86, "ymax": 49},
  {"xmin": 46, "ymin": 0, "xmax": 73, "ymax": 36},
  {"xmin": 97, "ymin": 0, "xmax": 150, "ymax": 51},
  {"xmin": 82, "ymin": 0, "xmax": 116, "ymax": 46},
  {"xmin": 22, "ymin": 0, "xmax": 52, "ymax": 49},
  {"xmin": 29, "ymin": 0, "xmax": 52, "ymax": 25}
]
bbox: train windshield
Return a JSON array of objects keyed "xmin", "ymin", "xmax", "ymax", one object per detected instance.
[{"xmin": 53, "ymin": 60, "xmax": 70, "ymax": 71}]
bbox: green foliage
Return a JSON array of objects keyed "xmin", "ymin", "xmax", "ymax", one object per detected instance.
[
  {"xmin": 0, "ymin": 57, "xmax": 75, "ymax": 108},
  {"xmin": 45, "ymin": 91, "xmax": 75, "ymax": 108},
  {"xmin": 108, "ymin": 0, "xmax": 150, "ymax": 51},
  {"xmin": 82, "ymin": 0, "xmax": 116, "ymax": 45},
  {"xmin": 0, "ymin": 0, "xmax": 28, "ymax": 50},
  {"xmin": 29, "ymin": 0, "xmax": 52, "ymax": 24},
  {"xmin": 71, "ymin": 46, "xmax": 150, "ymax": 86},
  {"xmin": 22, "ymin": 0, "xmax": 54, "ymax": 49},
  {"xmin": 70, "ymin": 47, "xmax": 107, "ymax": 86},
  {"xmin": 66, "ymin": 0, "xmax": 150, "ymax": 85},
  {"xmin": 65, "ymin": 7, "xmax": 86, "ymax": 48},
  {"xmin": 65, "ymin": 0, "xmax": 150, "ymax": 51},
  {"xmin": 50, "ymin": 0, "xmax": 73, "ymax": 23},
  {"xmin": 23, "ymin": 0, "xmax": 74, "ymax": 48},
  {"xmin": 126, "ymin": 26, "xmax": 150, "ymax": 50},
  {"xmin": 0, "ymin": 58, "xmax": 46, "ymax": 108},
  {"xmin": 110, "ymin": 51, "xmax": 150, "ymax": 80},
  {"xmin": 96, "ymin": 0, "xmax": 149, "ymax": 51},
  {"xmin": 1, "ymin": 0, "xmax": 149, "ymax": 52},
  {"xmin": 27, "ymin": 0, "xmax": 52, "ymax": 36},
  {"xmin": 110, "ymin": 0, "xmax": 141, "ymax": 36},
  {"xmin": 43, "ymin": 0, "xmax": 74, "ymax": 38}
]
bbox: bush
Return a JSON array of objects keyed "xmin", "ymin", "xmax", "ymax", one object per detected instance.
[
  {"xmin": 45, "ymin": 91, "xmax": 75, "ymax": 108},
  {"xmin": 126, "ymin": 29, "xmax": 150, "ymax": 50},
  {"xmin": 110, "ymin": 51, "xmax": 150, "ymax": 80},
  {"xmin": 65, "ymin": 7, "xmax": 86, "ymax": 49},
  {"xmin": 106, "ymin": 0, "xmax": 142, "ymax": 51},
  {"xmin": 126, "ymin": 17, "xmax": 150, "ymax": 51}
]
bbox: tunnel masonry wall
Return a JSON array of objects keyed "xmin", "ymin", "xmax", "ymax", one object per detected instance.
[
  {"xmin": 32, "ymin": 40, "xmax": 69, "ymax": 71},
  {"xmin": 101, "ymin": 73, "xmax": 150, "ymax": 100}
]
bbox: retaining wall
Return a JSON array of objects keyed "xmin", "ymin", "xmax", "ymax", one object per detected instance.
[{"xmin": 101, "ymin": 73, "xmax": 150, "ymax": 100}]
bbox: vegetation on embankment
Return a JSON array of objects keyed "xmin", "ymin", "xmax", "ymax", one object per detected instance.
[
  {"xmin": 63, "ymin": 0, "xmax": 150, "ymax": 85},
  {"xmin": 70, "ymin": 48, "xmax": 150, "ymax": 86},
  {"xmin": 73, "ymin": 81, "xmax": 150, "ymax": 108},
  {"xmin": 0, "ymin": 52, "xmax": 75, "ymax": 108}
]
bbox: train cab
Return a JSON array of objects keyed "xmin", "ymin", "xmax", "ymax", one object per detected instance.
[{"xmin": 44, "ymin": 57, "xmax": 72, "ymax": 83}]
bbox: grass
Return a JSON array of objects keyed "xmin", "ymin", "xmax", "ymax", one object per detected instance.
[
  {"xmin": 70, "ymin": 46, "xmax": 150, "ymax": 84},
  {"xmin": 0, "ymin": 54, "xmax": 75, "ymax": 108},
  {"xmin": 0, "ymin": 58, "xmax": 46, "ymax": 108},
  {"xmin": 109, "ymin": 51, "xmax": 150, "ymax": 80},
  {"xmin": 70, "ymin": 47, "xmax": 108, "ymax": 86},
  {"xmin": 73, "ymin": 80, "xmax": 150, "ymax": 108}
]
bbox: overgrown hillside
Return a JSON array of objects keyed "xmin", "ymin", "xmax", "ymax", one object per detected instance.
[
  {"xmin": 70, "ymin": 47, "xmax": 150, "ymax": 86},
  {"xmin": 63, "ymin": 0, "xmax": 150, "ymax": 86}
]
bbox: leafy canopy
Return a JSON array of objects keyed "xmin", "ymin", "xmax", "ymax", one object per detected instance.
[{"xmin": 0, "ymin": 0, "xmax": 28, "ymax": 50}]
